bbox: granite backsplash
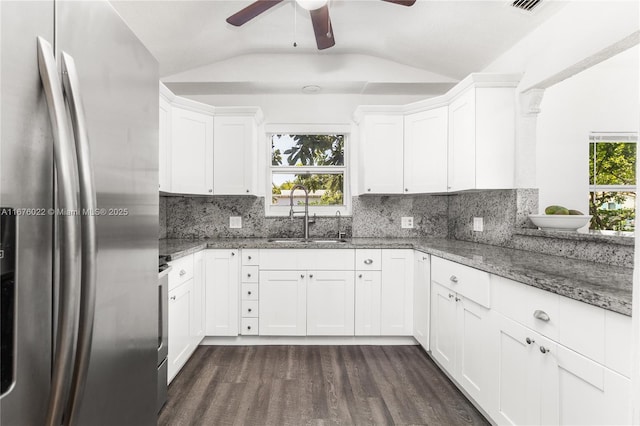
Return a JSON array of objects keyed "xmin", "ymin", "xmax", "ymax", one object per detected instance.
[{"xmin": 159, "ymin": 189, "xmax": 633, "ymax": 267}]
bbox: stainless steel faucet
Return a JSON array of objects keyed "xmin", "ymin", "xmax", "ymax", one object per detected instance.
[{"xmin": 289, "ymin": 184, "xmax": 310, "ymax": 239}]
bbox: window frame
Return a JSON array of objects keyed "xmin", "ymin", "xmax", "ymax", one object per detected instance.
[
  {"xmin": 265, "ymin": 125, "xmax": 351, "ymax": 217},
  {"xmin": 588, "ymin": 132, "xmax": 637, "ymax": 230}
]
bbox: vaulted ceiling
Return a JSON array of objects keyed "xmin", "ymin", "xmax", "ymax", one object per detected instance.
[{"xmin": 111, "ymin": 0, "xmax": 565, "ymax": 95}]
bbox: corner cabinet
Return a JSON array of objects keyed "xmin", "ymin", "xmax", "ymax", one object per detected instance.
[{"xmin": 170, "ymin": 106, "xmax": 214, "ymax": 195}]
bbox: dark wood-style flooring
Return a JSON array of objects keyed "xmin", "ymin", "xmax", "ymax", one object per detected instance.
[{"xmin": 159, "ymin": 345, "xmax": 489, "ymax": 426}]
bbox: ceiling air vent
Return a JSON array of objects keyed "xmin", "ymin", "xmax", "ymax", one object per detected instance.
[{"xmin": 511, "ymin": 0, "xmax": 542, "ymax": 12}]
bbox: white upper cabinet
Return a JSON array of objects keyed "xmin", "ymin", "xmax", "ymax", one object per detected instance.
[
  {"xmin": 213, "ymin": 114, "xmax": 256, "ymax": 195},
  {"xmin": 358, "ymin": 114, "xmax": 404, "ymax": 194},
  {"xmin": 159, "ymin": 93, "xmax": 172, "ymax": 192},
  {"xmin": 170, "ymin": 106, "xmax": 214, "ymax": 195},
  {"xmin": 404, "ymin": 108, "xmax": 448, "ymax": 193},
  {"xmin": 448, "ymin": 86, "xmax": 516, "ymax": 191}
]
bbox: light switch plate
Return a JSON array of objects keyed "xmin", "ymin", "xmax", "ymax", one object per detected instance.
[
  {"xmin": 401, "ymin": 217, "xmax": 414, "ymax": 229},
  {"xmin": 473, "ymin": 217, "xmax": 484, "ymax": 232},
  {"xmin": 229, "ymin": 216, "xmax": 242, "ymax": 229}
]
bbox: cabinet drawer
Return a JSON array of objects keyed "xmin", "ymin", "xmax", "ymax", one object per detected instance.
[
  {"xmin": 431, "ymin": 257, "xmax": 490, "ymax": 308},
  {"xmin": 168, "ymin": 255, "xmax": 194, "ymax": 290},
  {"xmin": 241, "ymin": 283, "xmax": 258, "ymax": 300},
  {"xmin": 242, "ymin": 266, "xmax": 259, "ymax": 283},
  {"xmin": 355, "ymin": 249, "xmax": 381, "ymax": 271},
  {"xmin": 242, "ymin": 249, "xmax": 260, "ymax": 266},
  {"xmin": 241, "ymin": 300, "xmax": 259, "ymax": 318},
  {"xmin": 241, "ymin": 318, "xmax": 259, "ymax": 335},
  {"xmin": 259, "ymin": 249, "xmax": 355, "ymax": 270}
]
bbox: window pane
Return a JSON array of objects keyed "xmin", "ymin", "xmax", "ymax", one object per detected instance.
[
  {"xmin": 272, "ymin": 173, "xmax": 344, "ymax": 206},
  {"xmin": 588, "ymin": 191, "xmax": 635, "ymax": 231},
  {"xmin": 590, "ymin": 142, "xmax": 636, "ymax": 186},
  {"xmin": 271, "ymin": 134, "xmax": 344, "ymax": 167}
]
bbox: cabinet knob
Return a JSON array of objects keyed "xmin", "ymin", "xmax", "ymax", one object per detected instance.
[
  {"xmin": 533, "ymin": 310, "xmax": 550, "ymax": 322},
  {"xmin": 247, "ymin": 325, "xmax": 251, "ymax": 330},
  {"xmin": 367, "ymin": 188, "xmax": 371, "ymax": 192},
  {"xmin": 526, "ymin": 337, "xmax": 534, "ymax": 345},
  {"xmin": 448, "ymin": 293, "xmax": 454, "ymax": 299},
  {"xmin": 358, "ymin": 274, "xmax": 363, "ymax": 278},
  {"xmin": 449, "ymin": 275, "xmax": 458, "ymax": 283},
  {"xmin": 246, "ymin": 189, "xmax": 250, "ymax": 193},
  {"xmin": 231, "ymin": 252, "xmax": 235, "ymax": 256},
  {"xmin": 539, "ymin": 346, "xmax": 550, "ymax": 354},
  {"xmin": 247, "ymin": 291, "xmax": 252, "ymax": 295},
  {"xmin": 179, "ymin": 269, "xmax": 186, "ymax": 276},
  {"xmin": 248, "ymin": 308, "xmax": 252, "ymax": 313},
  {"xmin": 247, "ymin": 273, "xmax": 251, "ymax": 278},
  {"xmin": 364, "ymin": 259, "xmax": 373, "ymax": 265},
  {"xmin": 301, "ymin": 274, "xmax": 305, "ymax": 278},
  {"xmin": 455, "ymin": 297, "xmax": 461, "ymax": 302},
  {"xmin": 422, "ymin": 256, "xmax": 427, "ymax": 260},
  {"xmin": 170, "ymin": 296, "xmax": 176, "ymax": 301},
  {"xmin": 309, "ymin": 274, "xmax": 314, "ymax": 278},
  {"xmin": 209, "ymin": 189, "xmax": 213, "ymax": 193},
  {"xmin": 248, "ymin": 256, "xmax": 252, "ymax": 260},
  {"xmin": 405, "ymin": 188, "xmax": 408, "ymax": 192}
]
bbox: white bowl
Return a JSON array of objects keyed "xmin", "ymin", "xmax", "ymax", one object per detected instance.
[{"xmin": 528, "ymin": 214, "xmax": 592, "ymax": 231}]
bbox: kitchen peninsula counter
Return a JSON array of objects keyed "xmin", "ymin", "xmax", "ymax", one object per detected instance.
[{"xmin": 159, "ymin": 237, "xmax": 633, "ymax": 316}]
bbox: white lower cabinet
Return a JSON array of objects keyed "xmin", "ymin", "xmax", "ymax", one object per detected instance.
[
  {"xmin": 490, "ymin": 312, "xmax": 631, "ymax": 425},
  {"xmin": 204, "ymin": 249, "xmax": 239, "ymax": 336},
  {"xmin": 167, "ymin": 278, "xmax": 194, "ymax": 383},
  {"xmin": 259, "ymin": 270, "xmax": 307, "ymax": 336},
  {"xmin": 355, "ymin": 271, "xmax": 382, "ymax": 335},
  {"xmin": 380, "ymin": 249, "xmax": 414, "ymax": 335},
  {"xmin": 307, "ymin": 271, "xmax": 355, "ymax": 335},
  {"xmin": 192, "ymin": 250, "xmax": 205, "ymax": 342},
  {"xmin": 412, "ymin": 252, "xmax": 430, "ymax": 349},
  {"xmin": 431, "ymin": 281, "xmax": 492, "ymax": 407}
]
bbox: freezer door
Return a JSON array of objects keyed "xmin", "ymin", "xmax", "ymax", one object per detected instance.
[
  {"xmin": 55, "ymin": 1, "xmax": 160, "ymax": 425},
  {"xmin": 0, "ymin": 1, "xmax": 55, "ymax": 425}
]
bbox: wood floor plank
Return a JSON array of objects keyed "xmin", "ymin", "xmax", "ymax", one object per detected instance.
[{"xmin": 159, "ymin": 345, "xmax": 490, "ymax": 426}]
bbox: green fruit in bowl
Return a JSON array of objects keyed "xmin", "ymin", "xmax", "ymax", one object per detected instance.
[
  {"xmin": 568, "ymin": 209, "xmax": 585, "ymax": 215},
  {"xmin": 544, "ymin": 205, "xmax": 570, "ymax": 215}
]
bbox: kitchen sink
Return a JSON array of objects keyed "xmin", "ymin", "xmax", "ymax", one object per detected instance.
[{"xmin": 267, "ymin": 238, "xmax": 348, "ymax": 244}]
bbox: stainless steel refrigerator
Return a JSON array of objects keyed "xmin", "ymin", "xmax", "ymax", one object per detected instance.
[{"xmin": 0, "ymin": 1, "xmax": 160, "ymax": 425}]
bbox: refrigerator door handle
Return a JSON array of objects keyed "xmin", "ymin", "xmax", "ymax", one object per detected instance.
[
  {"xmin": 36, "ymin": 37, "xmax": 82, "ymax": 426},
  {"xmin": 60, "ymin": 52, "xmax": 98, "ymax": 426}
]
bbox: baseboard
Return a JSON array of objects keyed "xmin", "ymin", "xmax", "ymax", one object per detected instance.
[{"xmin": 200, "ymin": 335, "xmax": 419, "ymax": 346}]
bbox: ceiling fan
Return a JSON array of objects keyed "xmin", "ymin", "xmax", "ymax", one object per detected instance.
[{"xmin": 226, "ymin": 0, "xmax": 416, "ymax": 50}]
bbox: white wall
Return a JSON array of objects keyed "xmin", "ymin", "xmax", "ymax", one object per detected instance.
[{"xmin": 536, "ymin": 47, "xmax": 639, "ymax": 214}]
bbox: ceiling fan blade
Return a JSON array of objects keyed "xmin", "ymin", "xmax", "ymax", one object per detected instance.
[
  {"xmin": 226, "ymin": 0, "xmax": 284, "ymax": 26},
  {"xmin": 380, "ymin": 0, "xmax": 417, "ymax": 6},
  {"xmin": 309, "ymin": 5, "xmax": 335, "ymax": 50}
]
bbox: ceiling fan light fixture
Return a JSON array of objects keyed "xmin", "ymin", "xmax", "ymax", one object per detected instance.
[{"xmin": 296, "ymin": 0, "xmax": 328, "ymax": 11}]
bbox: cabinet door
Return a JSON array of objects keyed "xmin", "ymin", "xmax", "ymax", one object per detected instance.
[
  {"xmin": 430, "ymin": 282, "xmax": 457, "ymax": 374},
  {"xmin": 448, "ymin": 88, "xmax": 476, "ymax": 192},
  {"xmin": 359, "ymin": 114, "xmax": 404, "ymax": 194},
  {"xmin": 259, "ymin": 271, "xmax": 306, "ymax": 336},
  {"xmin": 413, "ymin": 252, "xmax": 430, "ymax": 349},
  {"xmin": 307, "ymin": 271, "xmax": 355, "ymax": 336},
  {"xmin": 168, "ymin": 279, "xmax": 194, "ymax": 383},
  {"xmin": 456, "ymin": 297, "xmax": 491, "ymax": 408},
  {"xmin": 159, "ymin": 96, "xmax": 172, "ymax": 192},
  {"xmin": 355, "ymin": 271, "xmax": 381, "ymax": 336},
  {"xmin": 490, "ymin": 313, "xmax": 541, "ymax": 426},
  {"xmin": 380, "ymin": 249, "xmax": 414, "ymax": 335},
  {"xmin": 204, "ymin": 249, "xmax": 239, "ymax": 336},
  {"xmin": 192, "ymin": 251, "xmax": 205, "ymax": 343},
  {"xmin": 404, "ymin": 108, "xmax": 448, "ymax": 193},
  {"xmin": 213, "ymin": 115, "xmax": 255, "ymax": 195},
  {"xmin": 540, "ymin": 344, "xmax": 632, "ymax": 426},
  {"xmin": 171, "ymin": 107, "xmax": 213, "ymax": 195}
]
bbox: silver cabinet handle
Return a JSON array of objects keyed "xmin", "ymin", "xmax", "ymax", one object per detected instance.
[
  {"xmin": 367, "ymin": 188, "xmax": 371, "ymax": 192},
  {"xmin": 455, "ymin": 297, "xmax": 461, "ymax": 302},
  {"xmin": 61, "ymin": 51, "xmax": 99, "ymax": 426},
  {"xmin": 540, "ymin": 346, "xmax": 550, "ymax": 354},
  {"xmin": 309, "ymin": 274, "xmax": 314, "ymax": 278},
  {"xmin": 526, "ymin": 337, "xmax": 534, "ymax": 345},
  {"xmin": 300, "ymin": 274, "xmax": 305, "ymax": 278},
  {"xmin": 170, "ymin": 296, "xmax": 176, "ymax": 301},
  {"xmin": 533, "ymin": 310, "xmax": 550, "ymax": 322},
  {"xmin": 358, "ymin": 274, "xmax": 363, "ymax": 278},
  {"xmin": 450, "ymin": 275, "xmax": 458, "ymax": 283},
  {"xmin": 38, "ymin": 37, "xmax": 82, "ymax": 426},
  {"xmin": 448, "ymin": 293, "xmax": 454, "ymax": 299},
  {"xmin": 364, "ymin": 259, "xmax": 373, "ymax": 265},
  {"xmin": 179, "ymin": 269, "xmax": 186, "ymax": 276}
]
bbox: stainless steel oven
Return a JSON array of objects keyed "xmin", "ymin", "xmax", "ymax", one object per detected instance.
[{"xmin": 157, "ymin": 261, "xmax": 170, "ymax": 413}]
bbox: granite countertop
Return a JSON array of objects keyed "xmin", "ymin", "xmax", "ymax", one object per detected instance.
[{"xmin": 159, "ymin": 237, "xmax": 633, "ymax": 316}]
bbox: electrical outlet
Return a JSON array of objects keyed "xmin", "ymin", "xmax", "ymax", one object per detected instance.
[
  {"xmin": 229, "ymin": 216, "xmax": 242, "ymax": 229},
  {"xmin": 473, "ymin": 217, "xmax": 484, "ymax": 232},
  {"xmin": 401, "ymin": 216, "xmax": 414, "ymax": 229}
]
